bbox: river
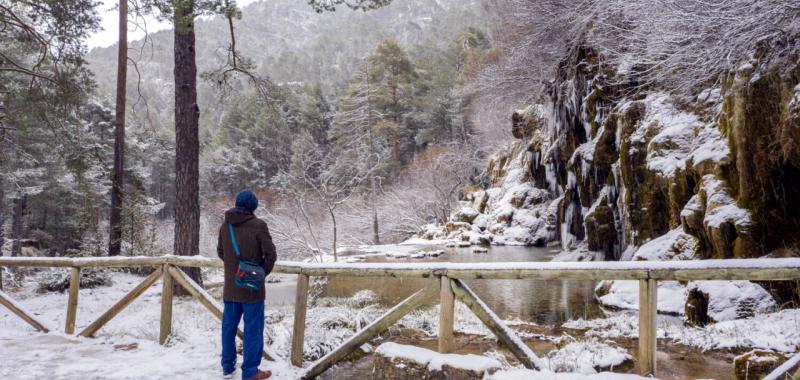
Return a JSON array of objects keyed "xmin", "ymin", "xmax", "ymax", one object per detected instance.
[
  {"xmin": 265, "ymin": 243, "xmax": 735, "ymax": 379},
  {"xmin": 320, "ymin": 244, "xmax": 604, "ymax": 325}
]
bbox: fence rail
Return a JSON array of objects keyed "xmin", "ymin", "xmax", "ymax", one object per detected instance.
[{"xmin": 1, "ymin": 255, "xmax": 799, "ymax": 378}]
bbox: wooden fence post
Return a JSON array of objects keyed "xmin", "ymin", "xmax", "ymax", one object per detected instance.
[
  {"xmin": 303, "ymin": 283, "xmax": 439, "ymax": 379},
  {"xmin": 291, "ymin": 274, "xmax": 310, "ymax": 367},
  {"xmin": 167, "ymin": 265, "xmax": 275, "ymax": 361},
  {"xmin": 65, "ymin": 267, "xmax": 81, "ymax": 334},
  {"xmin": 450, "ymin": 279, "xmax": 544, "ymax": 370},
  {"xmin": 79, "ymin": 267, "xmax": 163, "ymax": 337},
  {"xmin": 438, "ymin": 275, "xmax": 454, "ymax": 353},
  {"xmin": 159, "ymin": 264, "xmax": 174, "ymax": 344},
  {"xmin": 638, "ymin": 278, "xmax": 657, "ymax": 377},
  {"xmin": 0, "ymin": 289, "xmax": 50, "ymax": 332}
]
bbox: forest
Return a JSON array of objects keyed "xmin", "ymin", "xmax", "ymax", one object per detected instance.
[{"xmin": 1, "ymin": 0, "xmax": 494, "ymax": 267}]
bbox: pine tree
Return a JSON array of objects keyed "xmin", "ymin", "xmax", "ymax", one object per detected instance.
[
  {"xmin": 108, "ymin": 0, "xmax": 128, "ymax": 256},
  {"xmin": 370, "ymin": 38, "xmax": 415, "ymax": 165},
  {"xmin": 172, "ymin": 0, "xmax": 203, "ymax": 285}
]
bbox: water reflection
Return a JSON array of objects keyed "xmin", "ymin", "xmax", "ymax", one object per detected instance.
[{"xmin": 321, "ymin": 245, "xmax": 604, "ymax": 325}]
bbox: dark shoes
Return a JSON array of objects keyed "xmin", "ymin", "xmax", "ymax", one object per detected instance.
[{"xmin": 245, "ymin": 370, "xmax": 272, "ymax": 380}]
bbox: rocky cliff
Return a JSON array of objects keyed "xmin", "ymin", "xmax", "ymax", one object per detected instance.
[{"xmin": 423, "ymin": 32, "xmax": 800, "ymax": 271}]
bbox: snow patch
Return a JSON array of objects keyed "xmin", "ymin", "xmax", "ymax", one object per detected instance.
[
  {"xmin": 632, "ymin": 228, "xmax": 697, "ymax": 261},
  {"xmin": 375, "ymin": 342, "xmax": 502, "ymax": 373},
  {"xmin": 597, "ymin": 279, "xmax": 776, "ymax": 321},
  {"xmin": 544, "ymin": 339, "xmax": 632, "ymax": 374},
  {"xmin": 567, "ymin": 308, "xmax": 800, "ymax": 353},
  {"xmin": 634, "ymin": 93, "xmax": 730, "ymax": 178},
  {"xmin": 486, "ymin": 369, "xmax": 649, "ymax": 380}
]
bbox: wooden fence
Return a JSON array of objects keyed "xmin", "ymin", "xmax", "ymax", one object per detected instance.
[{"xmin": 1, "ymin": 255, "xmax": 800, "ymax": 379}]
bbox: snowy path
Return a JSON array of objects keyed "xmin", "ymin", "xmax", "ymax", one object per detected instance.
[{"xmin": 0, "ymin": 273, "xmax": 299, "ymax": 379}]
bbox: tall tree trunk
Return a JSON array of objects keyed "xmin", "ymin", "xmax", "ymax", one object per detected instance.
[
  {"xmin": 108, "ymin": 0, "xmax": 128, "ymax": 257},
  {"xmin": 11, "ymin": 193, "xmax": 26, "ymax": 257},
  {"xmin": 328, "ymin": 206, "xmax": 337, "ymax": 262},
  {"xmin": 0, "ymin": 177, "xmax": 5, "ymax": 289},
  {"xmin": 371, "ymin": 176, "xmax": 379, "ymax": 245},
  {"xmin": 173, "ymin": 0, "xmax": 202, "ymax": 286}
]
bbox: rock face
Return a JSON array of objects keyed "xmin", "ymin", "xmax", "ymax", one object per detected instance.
[{"xmin": 425, "ymin": 29, "xmax": 799, "ymax": 273}]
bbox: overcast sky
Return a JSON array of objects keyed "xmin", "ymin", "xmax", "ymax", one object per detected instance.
[{"xmin": 86, "ymin": 0, "xmax": 260, "ymax": 49}]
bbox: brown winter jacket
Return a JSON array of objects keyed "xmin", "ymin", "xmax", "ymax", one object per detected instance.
[{"xmin": 217, "ymin": 208, "xmax": 277, "ymax": 303}]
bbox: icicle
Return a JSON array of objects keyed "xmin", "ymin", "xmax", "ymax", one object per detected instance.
[{"xmin": 567, "ymin": 171, "xmax": 577, "ymax": 190}]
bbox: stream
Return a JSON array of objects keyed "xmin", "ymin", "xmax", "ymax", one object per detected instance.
[
  {"xmin": 265, "ymin": 244, "xmax": 736, "ymax": 379},
  {"xmin": 322, "ymin": 244, "xmax": 604, "ymax": 324}
]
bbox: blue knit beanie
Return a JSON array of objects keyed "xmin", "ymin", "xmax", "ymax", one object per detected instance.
[{"xmin": 235, "ymin": 189, "xmax": 259, "ymax": 212}]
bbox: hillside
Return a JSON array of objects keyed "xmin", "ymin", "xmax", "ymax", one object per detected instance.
[{"xmin": 86, "ymin": 0, "xmax": 489, "ymax": 129}]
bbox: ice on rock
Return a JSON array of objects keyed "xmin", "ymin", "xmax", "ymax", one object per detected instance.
[
  {"xmin": 701, "ymin": 175, "xmax": 751, "ymax": 229},
  {"xmin": 420, "ymin": 142, "xmax": 556, "ymax": 247},
  {"xmin": 631, "ymin": 93, "xmax": 730, "ymax": 179}
]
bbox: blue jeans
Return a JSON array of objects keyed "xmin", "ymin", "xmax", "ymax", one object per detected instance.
[{"xmin": 221, "ymin": 301, "xmax": 264, "ymax": 380}]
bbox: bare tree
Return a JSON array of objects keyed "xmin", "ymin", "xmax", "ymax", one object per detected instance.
[
  {"xmin": 274, "ymin": 132, "xmax": 374, "ymax": 261},
  {"xmin": 480, "ymin": 0, "xmax": 800, "ymax": 100}
]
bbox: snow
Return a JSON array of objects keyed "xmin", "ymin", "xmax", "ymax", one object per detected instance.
[
  {"xmin": 375, "ymin": 342, "xmax": 502, "ymax": 372},
  {"xmin": 633, "ymin": 93, "xmax": 730, "ymax": 179},
  {"xmin": 486, "ymin": 369, "xmax": 650, "ymax": 380},
  {"xmin": 701, "ymin": 175, "xmax": 751, "ymax": 229},
  {"xmin": 689, "ymin": 281, "xmax": 776, "ymax": 321},
  {"xmin": 598, "ymin": 280, "xmax": 687, "ymax": 315},
  {"xmin": 564, "ymin": 308, "xmax": 800, "ymax": 353},
  {"xmin": 400, "ymin": 236, "xmax": 451, "ymax": 245},
  {"xmin": 597, "ymin": 279, "xmax": 776, "ymax": 321},
  {"xmin": 425, "ymin": 146, "xmax": 553, "ymax": 247},
  {"xmin": 638, "ymin": 93, "xmax": 701, "ymax": 177},
  {"xmin": 281, "ymin": 257, "xmax": 800, "ymax": 272},
  {"xmin": 544, "ymin": 339, "xmax": 632, "ymax": 374},
  {"xmin": 451, "ymin": 206, "xmax": 480, "ymax": 222},
  {"xmin": 763, "ymin": 352, "xmax": 800, "ymax": 380},
  {"xmin": 0, "ymin": 289, "xmax": 53, "ymax": 332},
  {"xmin": 631, "ymin": 228, "xmax": 696, "ymax": 261},
  {"xmin": 0, "ymin": 273, "xmax": 299, "ymax": 379}
]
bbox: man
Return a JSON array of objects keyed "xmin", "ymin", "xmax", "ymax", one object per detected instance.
[{"xmin": 217, "ymin": 189, "xmax": 277, "ymax": 380}]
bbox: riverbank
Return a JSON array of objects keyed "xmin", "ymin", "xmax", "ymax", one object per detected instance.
[{"xmin": 2, "ymin": 246, "xmax": 798, "ymax": 379}]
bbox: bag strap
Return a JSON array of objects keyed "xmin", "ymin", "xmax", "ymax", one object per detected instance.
[{"xmin": 228, "ymin": 223, "xmax": 241, "ymax": 258}]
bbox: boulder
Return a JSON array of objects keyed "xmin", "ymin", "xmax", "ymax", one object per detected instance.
[
  {"xmin": 685, "ymin": 288, "xmax": 710, "ymax": 326},
  {"xmin": 594, "ymin": 280, "xmax": 614, "ymax": 299},
  {"xmin": 699, "ymin": 175, "xmax": 755, "ymax": 259},
  {"xmin": 452, "ymin": 207, "xmax": 480, "ymax": 224},
  {"xmin": 583, "ymin": 188, "xmax": 618, "ymax": 259},
  {"xmin": 470, "ymin": 191, "xmax": 489, "ymax": 213},
  {"xmin": 486, "ymin": 150, "xmax": 510, "ymax": 187},
  {"xmin": 445, "ymin": 222, "xmax": 471, "ymax": 234}
]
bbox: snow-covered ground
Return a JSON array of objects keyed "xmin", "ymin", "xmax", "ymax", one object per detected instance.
[
  {"xmin": 0, "ymin": 270, "xmax": 644, "ymax": 380},
  {"xmin": 0, "ymin": 272, "xmax": 300, "ymax": 379},
  {"xmin": 3, "ymin": 264, "xmax": 798, "ymax": 379}
]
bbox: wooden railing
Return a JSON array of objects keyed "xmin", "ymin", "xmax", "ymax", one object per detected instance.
[{"xmin": 1, "ymin": 255, "xmax": 800, "ymax": 379}]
